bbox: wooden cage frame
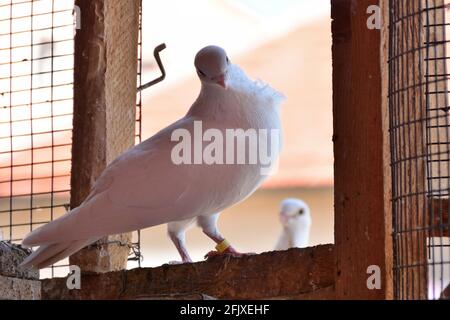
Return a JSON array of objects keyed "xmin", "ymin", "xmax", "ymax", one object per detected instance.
[
  {"xmin": 41, "ymin": 0, "xmax": 394, "ymax": 300},
  {"xmin": 3, "ymin": 0, "xmax": 449, "ymax": 300}
]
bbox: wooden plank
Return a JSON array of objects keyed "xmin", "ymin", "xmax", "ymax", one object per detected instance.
[
  {"xmin": 41, "ymin": 245, "xmax": 335, "ymax": 300},
  {"xmin": 331, "ymin": 0, "xmax": 393, "ymax": 299},
  {"xmin": 389, "ymin": 0, "xmax": 428, "ymax": 300},
  {"xmin": 69, "ymin": 0, "xmax": 140, "ymax": 273}
]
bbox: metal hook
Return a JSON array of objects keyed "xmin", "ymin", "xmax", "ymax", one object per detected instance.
[{"xmin": 137, "ymin": 43, "xmax": 167, "ymax": 92}]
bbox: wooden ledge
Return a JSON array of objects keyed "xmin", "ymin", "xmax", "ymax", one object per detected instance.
[{"xmin": 41, "ymin": 244, "xmax": 335, "ymax": 300}]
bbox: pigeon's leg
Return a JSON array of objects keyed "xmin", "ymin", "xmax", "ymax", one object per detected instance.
[
  {"xmin": 167, "ymin": 218, "xmax": 195, "ymax": 264},
  {"xmin": 197, "ymin": 213, "xmax": 246, "ymax": 259}
]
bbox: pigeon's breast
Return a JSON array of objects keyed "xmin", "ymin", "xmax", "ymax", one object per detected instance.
[{"xmin": 194, "ymin": 111, "xmax": 282, "ymax": 215}]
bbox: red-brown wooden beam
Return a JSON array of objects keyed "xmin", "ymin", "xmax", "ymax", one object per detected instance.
[{"xmin": 331, "ymin": 0, "xmax": 393, "ymax": 299}]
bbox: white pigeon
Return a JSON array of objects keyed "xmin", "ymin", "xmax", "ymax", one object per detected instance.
[
  {"xmin": 20, "ymin": 45, "xmax": 285, "ymax": 269},
  {"xmin": 274, "ymin": 198, "xmax": 311, "ymax": 250}
]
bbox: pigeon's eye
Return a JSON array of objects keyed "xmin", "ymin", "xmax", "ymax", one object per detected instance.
[
  {"xmin": 226, "ymin": 56, "xmax": 229, "ymax": 64},
  {"xmin": 298, "ymin": 209, "xmax": 304, "ymax": 215},
  {"xmin": 197, "ymin": 69, "xmax": 206, "ymax": 77}
]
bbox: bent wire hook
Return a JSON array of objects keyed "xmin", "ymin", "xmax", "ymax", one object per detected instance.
[{"xmin": 137, "ymin": 43, "xmax": 166, "ymax": 92}]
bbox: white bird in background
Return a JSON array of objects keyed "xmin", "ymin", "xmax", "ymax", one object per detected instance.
[
  {"xmin": 20, "ymin": 45, "xmax": 285, "ymax": 269},
  {"xmin": 274, "ymin": 198, "xmax": 311, "ymax": 251}
]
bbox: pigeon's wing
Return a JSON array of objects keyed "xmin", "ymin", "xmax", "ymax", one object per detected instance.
[{"xmin": 22, "ymin": 117, "xmax": 214, "ymax": 246}]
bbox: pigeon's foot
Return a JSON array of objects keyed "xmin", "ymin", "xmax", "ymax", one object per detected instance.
[{"xmin": 204, "ymin": 247, "xmax": 255, "ymax": 260}]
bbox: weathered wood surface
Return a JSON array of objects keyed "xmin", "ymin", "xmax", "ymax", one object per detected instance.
[
  {"xmin": 389, "ymin": 0, "xmax": 432, "ymax": 300},
  {"xmin": 0, "ymin": 275, "xmax": 41, "ymax": 300},
  {"xmin": 42, "ymin": 245, "xmax": 334, "ymax": 300},
  {"xmin": 331, "ymin": 0, "xmax": 393, "ymax": 299},
  {"xmin": 69, "ymin": 0, "xmax": 140, "ymax": 273},
  {"xmin": 0, "ymin": 242, "xmax": 38, "ymax": 280},
  {"xmin": 0, "ymin": 242, "xmax": 40, "ymax": 300}
]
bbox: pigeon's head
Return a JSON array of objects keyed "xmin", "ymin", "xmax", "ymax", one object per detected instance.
[
  {"xmin": 195, "ymin": 45, "xmax": 230, "ymax": 89},
  {"xmin": 278, "ymin": 198, "xmax": 311, "ymax": 230}
]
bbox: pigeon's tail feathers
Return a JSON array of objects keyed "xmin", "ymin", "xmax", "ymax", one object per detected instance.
[
  {"xmin": 20, "ymin": 238, "xmax": 94, "ymax": 270},
  {"xmin": 21, "ymin": 206, "xmax": 82, "ymax": 247}
]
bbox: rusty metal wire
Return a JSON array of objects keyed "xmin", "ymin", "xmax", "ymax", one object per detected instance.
[
  {"xmin": 0, "ymin": 0, "xmax": 143, "ymax": 277},
  {"xmin": 389, "ymin": 0, "xmax": 450, "ymax": 300},
  {"xmin": 129, "ymin": 0, "xmax": 144, "ymax": 267}
]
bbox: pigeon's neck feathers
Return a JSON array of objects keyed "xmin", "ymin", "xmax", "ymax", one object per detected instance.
[{"xmin": 187, "ymin": 64, "xmax": 285, "ymax": 122}]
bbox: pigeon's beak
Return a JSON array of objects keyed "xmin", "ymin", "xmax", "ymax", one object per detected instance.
[{"xmin": 215, "ymin": 74, "xmax": 227, "ymax": 89}]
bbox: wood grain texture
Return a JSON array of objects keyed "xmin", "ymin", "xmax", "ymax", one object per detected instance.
[
  {"xmin": 41, "ymin": 245, "xmax": 335, "ymax": 300},
  {"xmin": 69, "ymin": 0, "xmax": 140, "ymax": 273},
  {"xmin": 389, "ymin": 0, "xmax": 428, "ymax": 300},
  {"xmin": 332, "ymin": 0, "xmax": 393, "ymax": 299},
  {"xmin": 380, "ymin": 0, "xmax": 394, "ymax": 299}
]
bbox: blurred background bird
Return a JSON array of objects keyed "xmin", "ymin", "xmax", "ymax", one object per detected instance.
[{"xmin": 274, "ymin": 198, "xmax": 311, "ymax": 250}]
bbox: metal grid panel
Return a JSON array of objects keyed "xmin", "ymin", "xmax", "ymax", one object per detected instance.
[
  {"xmin": 0, "ymin": 0, "xmax": 74, "ymax": 278},
  {"xmin": 0, "ymin": 0, "xmax": 142, "ymax": 277},
  {"xmin": 389, "ymin": 0, "xmax": 450, "ymax": 300}
]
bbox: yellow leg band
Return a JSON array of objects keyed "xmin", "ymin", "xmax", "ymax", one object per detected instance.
[{"xmin": 215, "ymin": 239, "xmax": 230, "ymax": 253}]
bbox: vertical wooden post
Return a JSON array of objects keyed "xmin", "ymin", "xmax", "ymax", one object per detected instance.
[
  {"xmin": 388, "ymin": 0, "xmax": 428, "ymax": 300},
  {"xmin": 380, "ymin": 0, "xmax": 394, "ymax": 299},
  {"xmin": 332, "ymin": 0, "xmax": 393, "ymax": 299},
  {"xmin": 69, "ymin": 0, "xmax": 140, "ymax": 273}
]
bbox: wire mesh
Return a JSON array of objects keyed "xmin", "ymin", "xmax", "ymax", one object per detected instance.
[
  {"xmin": 129, "ymin": 0, "xmax": 143, "ymax": 268},
  {"xmin": 0, "ymin": 0, "xmax": 143, "ymax": 277},
  {"xmin": 389, "ymin": 0, "xmax": 450, "ymax": 300}
]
